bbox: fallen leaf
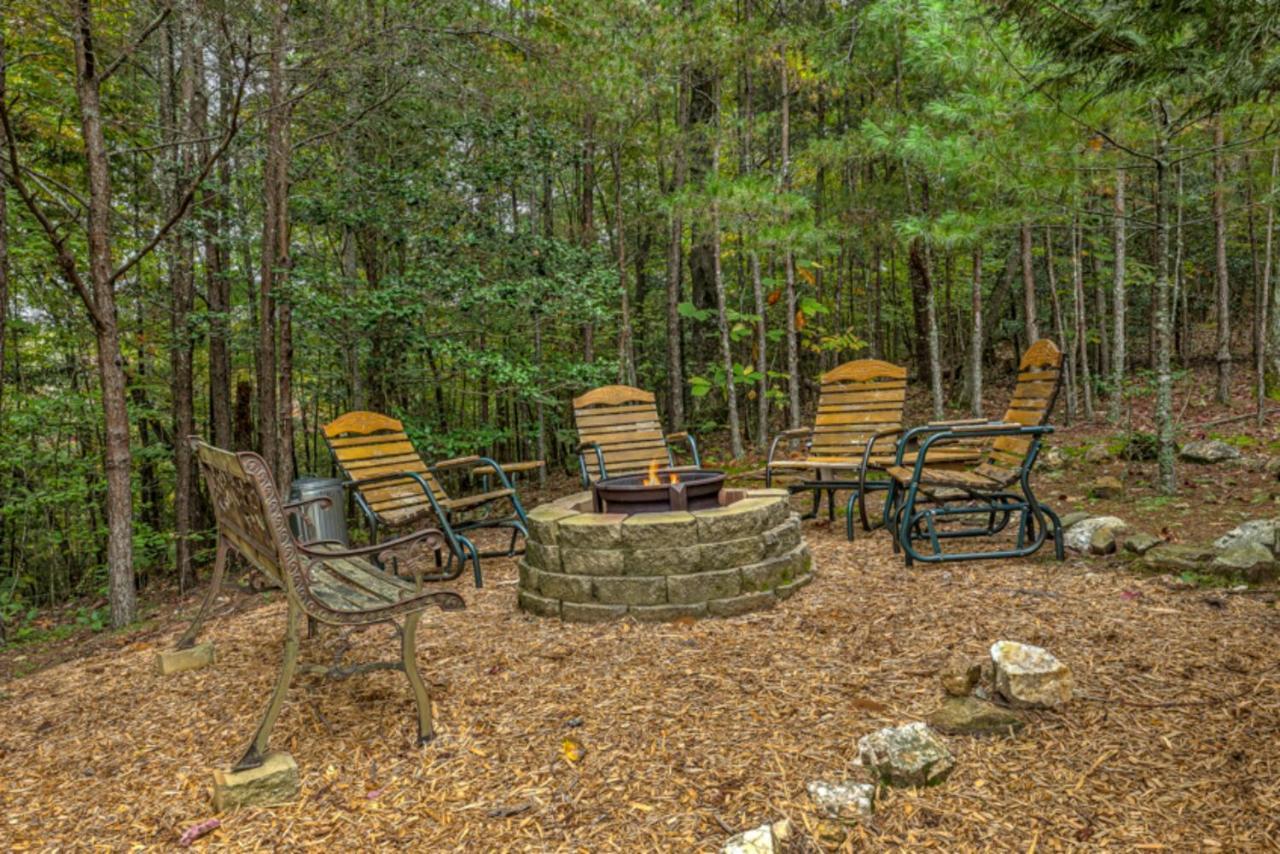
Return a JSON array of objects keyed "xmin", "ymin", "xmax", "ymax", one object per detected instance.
[
  {"xmin": 178, "ymin": 818, "xmax": 220, "ymax": 847},
  {"xmin": 561, "ymin": 737, "xmax": 586, "ymax": 764}
]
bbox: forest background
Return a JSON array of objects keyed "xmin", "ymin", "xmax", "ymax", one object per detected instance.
[{"xmin": 3, "ymin": 0, "xmax": 1280, "ymax": 630}]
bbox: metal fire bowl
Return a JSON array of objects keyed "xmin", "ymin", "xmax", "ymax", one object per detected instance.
[{"xmin": 591, "ymin": 470, "xmax": 726, "ymax": 515}]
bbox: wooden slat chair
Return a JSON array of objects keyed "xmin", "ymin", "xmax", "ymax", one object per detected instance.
[
  {"xmin": 572, "ymin": 385, "xmax": 702, "ymax": 486},
  {"xmin": 879, "ymin": 339, "xmax": 1066, "ymax": 565},
  {"xmin": 322, "ymin": 411, "xmax": 530, "ymax": 589},
  {"xmin": 172, "ymin": 439, "xmax": 464, "ymax": 775},
  {"xmin": 764, "ymin": 359, "xmax": 980, "ymax": 529}
]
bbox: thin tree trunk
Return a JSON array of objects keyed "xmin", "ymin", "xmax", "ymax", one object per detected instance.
[
  {"xmin": 1214, "ymin": 116, "xmax": 1231, "ymax": 403},
  {"xmin": 1072, "ymin": 217, "xmax": 1094, "ymax": 420},
  {"xmin": 666, "ymin": 67, "xmax": 688, "ymax": 429},
  {"xmin": 581, "ymin": 111, "xmax": 596, "ymax": 363},
  {"xmin": 709, "ymin": 120, "xmax": 743, "ymax": 457},
  {"xmin": 1173, "ymin": 162, "xmax": 1188, "ymax": 363},
  {"xmin": 779, "ymin": 45, "xmax": 800, "ymax": 428},
  {"xmin": 1154, "ymin": 103, "xmax": 1177, "ymax": 493},
  {"xmin": 610, "ymin": 146, "xmax": 636, "ymax": 385},
  {"xmin": 0, "ymin": 31, "xmax": 7, "ymax": 415},
  {"xmin": 1045, "ymin": 228, "xmax": 1076, "ymax": 423},
  {"xmin": 751, "ymin": 250, "xmax": 768, "ymax": 449},
  {"xmin": 1021, "ymin": 221, "xmax": 1039, "ymax": 344},
  {"xmin": 969, "ymin": 246, "xmax": 983, "ymax": 418},
  {"xmin": 1259, "ymin": 148, "xmax": 1277, "ymax": 425},
  {"xmin": 204, "ymin": 36, "xmax": 232, "ymax": 448},
  {"xmin": 1110, "ymin": 169, "xmax": 1127, "ymax": 423}
]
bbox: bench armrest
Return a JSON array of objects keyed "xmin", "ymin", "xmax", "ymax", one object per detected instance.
[
  {"xmin": 433, "ymin": 455, "xmax": 482, "ymax": 470},
  {"xmin": 296, "ymin": 526, "xmax": 446, "ymax": 559}
]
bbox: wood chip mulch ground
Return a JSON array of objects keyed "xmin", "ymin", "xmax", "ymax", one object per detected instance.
[{"xmin": 2, "ymin": 519, "xmax": 1278, "ymax": 851}]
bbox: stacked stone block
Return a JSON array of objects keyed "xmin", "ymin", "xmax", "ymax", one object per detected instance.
[{"xmin": 517, "ymin": 489, "xmax": 814, "ymax": 622}]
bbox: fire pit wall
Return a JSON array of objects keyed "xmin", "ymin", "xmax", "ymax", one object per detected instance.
[{"xmin": 518, "ymin": 488, "xmax": 814, "ymax": 622}]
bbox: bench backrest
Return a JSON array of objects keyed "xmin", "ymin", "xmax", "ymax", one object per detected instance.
[
  {"xmin": 809, "ymin": 359, "xmax": 908, "ymax": 460},
  {"xmin": 572, "ymin": 385, "xmax": 671, "ymax": 481},
  {"xmin": 323, "ymin": 411, "xmax": 447, "ymax": 525},
  {"xmin": 977, "ymin": 338, "xmax": 1064, "ymax": 478},
  {"xmin": 193, "ymin": 438, "xmax": 303, "ymax": 599}
]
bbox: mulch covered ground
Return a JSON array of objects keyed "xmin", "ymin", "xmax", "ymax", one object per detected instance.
[{"xmin": 2, "ymin": 514, "xmax": 1278, "ymax": 852}]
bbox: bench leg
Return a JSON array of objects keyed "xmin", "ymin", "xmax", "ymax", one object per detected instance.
[
  {"xmin": 233, "ymin": 600, "xmax": 301, "ymax": 772},
  {"xmin": 401, "ymin": 611, "xmax": 433, "ymax": 744},
  {"xmin": 176, "ymin": 538, "xmax": 229, "ymax": 650}
]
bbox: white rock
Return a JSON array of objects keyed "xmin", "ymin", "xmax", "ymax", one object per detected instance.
[
  {"xmin": 1213, "ymin": 519, "xmax": 1278, "ymax": 554},
  {"xmin": 1179, "ymin": 440, "xmax": 1241, "ymax": 464},
  {"xmin": 722, "ymin": 820, "xmax": 790, "ymax": 854},
  {"xmin": 857, "ymin": 722, "xmax": 955, "ymax": 787},
  {"xmin": 990, "ymin": 641, "xmax": 1073, "ymax": 708},
  {"xmin": 806, "ymin": 779, "xmax": 875, "ymax": 822},
  {"xmin": 1063, "ymin": 516, "xmax": 1126, "ymax": 553}
]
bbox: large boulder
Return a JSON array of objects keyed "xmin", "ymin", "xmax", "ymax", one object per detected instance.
[
  {"xmin": 1211, "ymin": 542, "xmax": 1277, "ymax": 583},
  {"xmin": 1213, "ymin": 519, "xmax": 1278, "ymax": 555},
  {"xmin": 857, "ymin": 722, "xmax": 955, "ymax": 788},
  {"xmin": 1179, "ymin": 440, "xmax": 1241, "ymax": 464},
  {"xmin": 926, "ymin": 695, "xmax": 1024, "ymax": 736},
  {"xmin": 1063, "ymin": 516, "xmax": 1127, "ymax": 553},
  {"xmin": 990, "ymin": 641, "xmax": 1072, "ymax": 709}
]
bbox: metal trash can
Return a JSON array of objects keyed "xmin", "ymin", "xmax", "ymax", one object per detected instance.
[{"xmin": 288, "ymin": 477, "xmax": 349, "ymax": 546}]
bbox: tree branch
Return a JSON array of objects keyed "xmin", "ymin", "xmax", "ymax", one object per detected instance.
[
  {"xmin": 98, "ymin": 5, "xmax": 172, "ymax": 83},
  {"xmin": 110, "ymin": 49, "xmax": 250, "ymax": 285}
]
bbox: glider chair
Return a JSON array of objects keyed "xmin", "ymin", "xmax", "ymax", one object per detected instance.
[
  {"xmin": 765, "ymin": 359, "xmax": 981, "ymax": 535},
  {"xmin": 572, "ymin": 385, "xmax": 702, "ymax": 487},
  {"xmin": 323, "ymin": 411, "xmax": 530, "ymax": 588},
  {"xmin": 878, "ymin": 339, "xmax": 1066, "ymax": 565},
  {"xmin": 175, "ymin": 439, "xmax": 464, "ymax": 777}
]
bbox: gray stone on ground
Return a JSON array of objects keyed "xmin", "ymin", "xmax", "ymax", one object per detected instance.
[
  {"xmin": 1040, "ymin": 446, "xmax": 1065, "ymax": 469},
  {"xmin": 856, "ymin": 722, "xmax": 955, "ymax": 788},
  {"xmin": 1266, "ymin": 456, "xmax": 1280, "ymax": 478},
  {"xmin": 1063, "ymin": 516, "xmax": 1126, "ymax": 553},
  {"xmin": 1179, "ymin": 439, "xmax": 1241, "ymax": 464},
  {"xmin": 926, "ymin": 695, "xmax": 1024, "ymax": 736},
  {"xmin": 1211, "ymin": 541, "xmax": 1277, "ymax": 583},
  {"xmin": 806, "ymin": 779, "xmax": 875, "ymax": 823},
  {"xmin": 1089, "ymin": 475, "xmax": 1124, "ymax": 500},
  {"xmin": 1084, "ymin": 443, "xmax": 1113, "ymax": 464},
  {"xmin": 1060, "ymin": 511, "xmax": 1093, "ymax": 530},
  {"xmin": 1142, "ymin": 544, "xmax": 1215, "ymax": 573},
  {"xmin": 721, "ymin": 819, "xmax": 791, "ymax": 854},
  {"xmin": 1123, "ymin": 532, "xmax": 1162, "ymax": 556},
  {"xmin": 939, "ymin": 658, "xmax": 982, "ymax": 697},
  {"xmin": 1213, "ymin": 519, "xmax": 1278, "ymax": 554},
  {"xmin": 990, "ymin": 641, "xmax": 1072, "ymax": 709}
]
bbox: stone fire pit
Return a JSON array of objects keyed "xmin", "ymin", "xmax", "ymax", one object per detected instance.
[{"xmin": 517, "ymin": 487, "xmax": 813, "ymax": 622}]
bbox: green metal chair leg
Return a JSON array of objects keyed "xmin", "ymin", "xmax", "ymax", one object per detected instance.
[
  {"xmin": 400, "ymin": 611, "xmax": 433, "ymax": 745},
  {"xmin": 233, "ymin": 600, "xmax": 302, "ymax": 772},
  {"xmin": 176, "ymin": 538, "xmax": 229, "ymax": 650}
]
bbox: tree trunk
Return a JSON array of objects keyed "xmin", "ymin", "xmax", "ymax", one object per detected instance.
[
  {"xmin": 74, "ymin": 0, "xmax": 137, "ymax": 627},
  {"xmin": 1110, "ymin": 169, "xmax": 1127, "ymax": 423},
  {"xmin": 1154, "ymin": 104, "xmax": 1177, "ymax": 494},
  {"xmin": 1045, "ymin": 228, "xmax": 1076, "ymax": 424},
  {"xmin": 1213, "ymin": 116, "xmax": 1231, "ymax": 403},
  {"xmin": 1259, "ymin": 149, "xmax": 1277, "ymax": 425},
  {"xmin": 1072, "ymin": 217, "xmax": 1094, "ymax": 420},
  {"xmin": 580, "ymin": 111, "xmax": 596, "ymax": 363},
  {"xmin": 969, "ymin": 246, "xmax": 983, "ymax": 418},
  {"xmin": 204, "ymin": 37, "xmax": 233, "ymax": 449},
  {"xmin": 610, "ymin": 146, "xmax": 636, "ymax": 386},
  {"xmin": 1021, "ymin": 221, "xmax": 1039, "ymax": 344},
  {"xmin": 0, "ymin": 31, "xmax": 7, "ymax": 415},
  {"xmin": 666, "ymin": 65, "xmax": 688, "ymax": 430},
  {"xmin": 167, "ymin": 8, "xmax": 197, "ymax": 590},
  {"xmin": 709, "ymin": 121, "xmax": 743, "ymax": 458},
  {"xmin": 751, "ymin": 250, "xmax": 768, "ymax": 449},
  {"xmin": 779, "ymin": 46, "xmax": 801, "ymax": 428}
]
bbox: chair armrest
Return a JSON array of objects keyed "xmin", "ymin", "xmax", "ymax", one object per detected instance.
[
  {"xmin": 433, "ymin": 455, "xmax": 482, "ymax": 470},
  {"xmin": 666, "ymin": 432, "xmax": 702, "ymax": 467},
  {"xmin": 296, "ymin": 527, "xmax": 446, "ymax": 559},
  {"xmin": 779, "ymin": 427, "xmax": 812, "ymax": 439},
  {"xmin": 949, "ymin": 421, "xmax": 1025, "ymax": 434},
  {"xmin": 766, "ymin": 428, "xmax": 812, "ymax": 471},
  {"xmin": 926, "ymin": 417, "xmax": 993, "ymax": 427},
  {"xmin": 472, "ymin": 460, "xmax": 544, "ymax": 477},
  {"xmin": 576, "ymin": 441, "xmax": 608, "ymax": 485}
]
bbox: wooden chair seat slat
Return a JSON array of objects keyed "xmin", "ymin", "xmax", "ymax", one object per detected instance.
[{"xmin": 573, "ymin": 385, "xmax": 700, "ymax": 484}]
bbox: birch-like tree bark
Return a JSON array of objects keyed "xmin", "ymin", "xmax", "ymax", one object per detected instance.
[
  {"xmin": 1109, "ymin": 169, "xmax": 1126, "ymax": 423},
  {"xmin": 1213, "ymin": 117, "xmax": 1232, "ymax": 403},
  {"xmin": 969, "ymin": 246, "xmax": 983, "ymax": 417},
  {"xmin": 1021, "ymin": 221, "xmax": 1039, "ymax": 344}
]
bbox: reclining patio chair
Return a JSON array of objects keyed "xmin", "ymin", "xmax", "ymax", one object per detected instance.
[
  {"xmin": 765, "ymin": 359, "xmax": 981, "ymax": 534},
  {"xmin": 572, "ymin": 385, "xmax": 702, "ymax": 487},
  {"xmin": 323, "ymin": 411, "xmax": 531, "ymax": 588},
  {"xmin": 175, "ymin": 439, "xmax": 464, "ymax": 775},
  {"xmin": 878, "ymin": 339, "xmax": 1065, "ymax": 565}
]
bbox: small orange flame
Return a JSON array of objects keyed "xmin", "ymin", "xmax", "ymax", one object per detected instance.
[
  {"xmin": 644, "ymin": 459, "xmax": 660, "ymax": 487},
  {"xmin": 669, "ymin": 472, "xmax": 679, "ymax": 484}
]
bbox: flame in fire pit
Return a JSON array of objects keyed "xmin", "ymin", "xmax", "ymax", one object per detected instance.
[{"xmin": 642, "ymin": 459, "xmax": 681, "ymax": 487}]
